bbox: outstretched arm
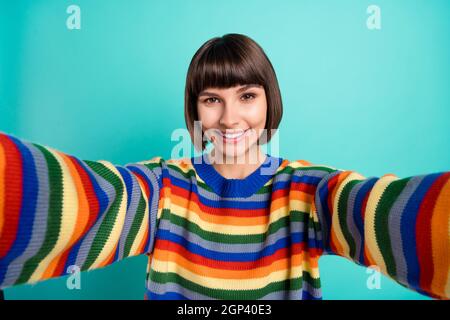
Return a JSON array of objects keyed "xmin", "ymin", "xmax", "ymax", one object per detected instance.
[
  {"xmin": 0, "ymin": 131, "xmax": 164, "ymax": 289},
  {"xmin": 313, "ymin": 167, "xmax": 449, "ymax": 299}
]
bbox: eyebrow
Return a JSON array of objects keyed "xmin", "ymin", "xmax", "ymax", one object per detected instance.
[{"xmin": 198, "ymin": 84, "xmax": 262, "ymax": 97}]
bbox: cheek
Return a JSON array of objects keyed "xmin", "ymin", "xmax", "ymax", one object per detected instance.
[
  {"xmin": 198, "ymin": 107, "xmax": 218, "ymax": 128},
  {"xmin": 246, "ymin": 104, "xmax": 267, "ymax": 128}
]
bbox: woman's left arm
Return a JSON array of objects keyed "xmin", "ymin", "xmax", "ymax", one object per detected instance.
[{"xmin": 313, "ymin": 168, "xmax": 450, "ymax": 299}]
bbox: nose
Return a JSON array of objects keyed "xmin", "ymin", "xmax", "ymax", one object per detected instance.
[{"xmin": 219, "ymin": 102, "xmax": 240, "ymax": 128}]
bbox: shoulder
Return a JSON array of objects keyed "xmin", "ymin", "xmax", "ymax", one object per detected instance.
[
  {"xmin": 279, "ymin": 158, "xmax": 339, "ymax": 175},
  {"xmin": 273, "ymin": 159, "xmax": 345, "ymax": 193},
  {"xmin": 133, "ymin": 156, "xmax": 195, "ymax": 173},
  {"xmin": 163, "ymin": 157, "xmax": 197, "ymax": 177}
]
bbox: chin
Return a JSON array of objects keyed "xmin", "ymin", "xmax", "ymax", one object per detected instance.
[{"xmin": 212, "ymin": 142, "xmax": 259, "ymax": 162}]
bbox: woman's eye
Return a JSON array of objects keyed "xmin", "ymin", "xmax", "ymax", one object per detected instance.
[
  {"xmin": 205, "ymin": 97, "xmax": 220, "ymax": 104},
  {"xmin": 241, "ymin": 93, "xmax": 256, "ymax": 101}
]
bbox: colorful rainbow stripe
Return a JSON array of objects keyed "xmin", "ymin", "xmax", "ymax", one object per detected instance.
[{"xmin": 0, "ymin": 131, "xmax": 448, "ymax": 299}]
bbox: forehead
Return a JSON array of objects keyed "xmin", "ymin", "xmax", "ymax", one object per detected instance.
[{"xmin": 198, "ymin": 84, "xmax": 263, "ymax": 96}]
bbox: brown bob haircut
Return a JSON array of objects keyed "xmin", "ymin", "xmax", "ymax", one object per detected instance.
[{"xmin": 184, "ymin": 33, "xmax": 283, "ymax": 151}]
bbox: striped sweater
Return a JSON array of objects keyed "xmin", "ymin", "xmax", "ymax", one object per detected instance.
[{"xmin": 0, "ymin": 131, "xmax": 449, "ymax": 300}]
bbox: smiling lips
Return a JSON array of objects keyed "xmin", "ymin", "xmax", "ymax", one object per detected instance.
[{"xmin": 216, "ymin": 128, "xmax": 251, "ymax": 144}]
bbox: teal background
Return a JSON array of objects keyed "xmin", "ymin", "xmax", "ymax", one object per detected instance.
[{"xmin": 1, "ymin": 0, "xmax": 449, "ymax": 300}]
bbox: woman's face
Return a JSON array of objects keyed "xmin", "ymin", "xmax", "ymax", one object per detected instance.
[{"xmin": 197, "ymin": 84, "xmax": 267, "ymax": 161}]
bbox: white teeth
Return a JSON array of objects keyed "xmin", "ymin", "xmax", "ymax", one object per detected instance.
[
  {"xmin": 224, "ymin": 132, "xmax": 244, "ymax": 138},
  {"xmin": 221, "ymin": 130, "xmax": 246, "ymax": 139}
]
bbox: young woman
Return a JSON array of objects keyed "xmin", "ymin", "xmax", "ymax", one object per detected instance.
[{"xmin": 0, "ymin": 34, "xmax": 448, "ymax": 300}]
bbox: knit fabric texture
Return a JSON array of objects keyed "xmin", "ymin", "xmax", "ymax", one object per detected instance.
[{"xmin": 0, "ymin": 131, "xmax": 449, "ymax": 299}]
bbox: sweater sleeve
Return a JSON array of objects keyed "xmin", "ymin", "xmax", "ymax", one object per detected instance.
[
  {"xmin": 313, "ymin": 167, "xmax": 450, "ymax": 300},
  {"xmin": 0, "ymin": 131, "xmax": 164, "ymax": 289}
]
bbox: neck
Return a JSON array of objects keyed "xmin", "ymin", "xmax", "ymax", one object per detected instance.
[{"xmin": 207, "ymin": 146, "xmax": 267, "ymax": 179}]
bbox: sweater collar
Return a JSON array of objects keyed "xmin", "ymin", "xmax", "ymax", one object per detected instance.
[{"xmin": 190, "ymin": 152, "xmax": 283, "ymax": 198}]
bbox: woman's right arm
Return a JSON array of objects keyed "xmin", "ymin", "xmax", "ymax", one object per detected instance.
[{"xmin": 0, "ymin": 131, "xmax": 164, "ymax": 289}]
